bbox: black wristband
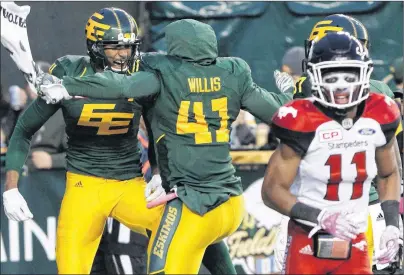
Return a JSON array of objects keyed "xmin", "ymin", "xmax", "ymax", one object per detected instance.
[
  {"xmin": 380, "ymin": 200, "xmax": 400, "ymax": 228},
  {"xmin": 290, "ymin": 202, "xmax": 322, "ymax": 225}
]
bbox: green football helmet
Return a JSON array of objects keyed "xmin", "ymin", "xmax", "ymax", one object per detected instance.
[
  {"xmin": 305, "ymin": 14, "xmax": 370, "ymax": 59},
  {"xmin": 85, "ymin": 7, "xmax": 141, "ymax": 73}
]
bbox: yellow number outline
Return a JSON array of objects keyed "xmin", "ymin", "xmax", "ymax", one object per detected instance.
[{"xmin": 176, "ymin": 97, "xmax": 229, "ymax": 144}]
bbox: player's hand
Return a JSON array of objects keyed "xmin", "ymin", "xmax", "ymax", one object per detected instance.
[
  {"xmin": 145, "ymin": 174, "xmax": 166, "ymax": 202},
  {"xmin": 39, "ymin": 83, "xmax": 72, "ymax": 104},
  {"xmin": 309, "ymin": 209, "xmax": 361, "ymax": 241},
  {"xmin": 3, "ymin": 188, "xmax": 33, "ymax": 221},
  {"xmin": 374, "ymin": 225, "xmax": 400, "ymax": 264},
  {"xmin": 274, "ymin": 70, "xmax": 294, "ymax": 94},
  {"xmin": 35, "ymin": 71, "xmax": 71, "ymax": 104},
  {"xmin": 35, "ymin": 70, "xmax": 60, "ymax": 93}
]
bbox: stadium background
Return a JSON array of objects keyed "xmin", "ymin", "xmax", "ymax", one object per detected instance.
[{"xmin": 0, "ymin": 1, "xmax": 403, "ymax": 274}]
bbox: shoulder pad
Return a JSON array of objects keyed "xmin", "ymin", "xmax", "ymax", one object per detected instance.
[
  {"xmin": 216, "ymin": 57, "xmax": 251, "ymax": 77},
  {"xmin": 272, "ymin": 99, "xmax": 331, "ymax": 133},
  {"xmin": 370, "ymin": 79, "xmax": 394, "ymax": 98},
  {"xmin": 141, "ymin": 52, "xmax": 181, "ymax": 73},
  {"xmin": 141, "ymin": 52, "xmax": 166, "ymax": 70},
  {"xmin": 49, "ymin": 55, "xmax": 89, "ymax": 78},
  {"xmin": 362, "ymin": 93, "xmax": 401, "ymax": 125}
]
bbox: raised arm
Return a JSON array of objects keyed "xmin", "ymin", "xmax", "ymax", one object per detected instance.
[
  {"xmin": 62, "ymin": 71, "xmax": 160, "ymax": 100},
  {"xmin": 240, "ymin": 65, "xmax": 292, "ymax": 124}
]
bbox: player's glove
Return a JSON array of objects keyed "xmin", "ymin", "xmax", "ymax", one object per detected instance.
[
  {"xmin": 35, "ymin": 71, "xmax": 71, "ymax": 104},
  {"xmin": 3, "ymin": 188, "xmax": 33, "ymax": 221},
  {"xmin": 374, "ymin": 225, "xmax": 401, "ymax": 264},
  {"xmin": 274, "ymin": 70, "xmax": 294, "ymax": 94},
  {"xmin": 308, "ymin": 209, "xmax": 361, "ymax": 241},
  {"xmin": 39, "ymin": 83, "xmax": 72, "ymax": 104},
  {"xmin": 145, "ymin": 174, "xmax": 166, "ymax": 202}
]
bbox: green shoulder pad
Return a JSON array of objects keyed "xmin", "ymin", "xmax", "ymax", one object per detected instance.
[
  {"xmin": 141, "ymin": 52, "xmax": 181, "ymax": 73},
  {"xmin": 216, "ymin": 57, "xmax": 251, "ymax": 77},
  {"xmin": 49, "ymin": 55, "xmax": 90, "ymax": 78},
  {"xmin": 369, "ymin": 79, "xmax": 394, "ymax": 99}
]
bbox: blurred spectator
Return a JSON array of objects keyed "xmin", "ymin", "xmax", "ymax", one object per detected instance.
[
  {"xmin": 281, "ymin": 46, "xmax": 305, "ymax": 83},
  {"xmin": 0, "ymin": 84, "xmax": 10, "ymax": 120},
  {"xmin": 262, "ymin": 46, "xmax": 305, "ymax": 150},
  {"xmin": 1, "ymin": 85, "xmax": 29, "ymax": 143},
  {"xmin": 230, "ymin": 110, "xmax": 257, "ymax": 149},
  {"xmin": 390, "ymin": 57, "xmax": 403, "ymax": 103}
]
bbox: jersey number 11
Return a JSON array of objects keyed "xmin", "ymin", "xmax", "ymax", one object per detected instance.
[{"xmin": 324, "ymin": 151, "xmax": 368, "ymax": 201}]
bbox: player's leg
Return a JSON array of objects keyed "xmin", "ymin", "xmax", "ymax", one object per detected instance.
[
  {"xmin": 201, "ymin": 196, "xmax": 244, "ymax": 275},
  {"xmin": 332, "ymin": 233, "xmax": 372, "ymax": 274},
  {"xmin": 111, "ymin": 177, "xmax": 164, "ymax": 235},
  {"xmin": 56, "ymin": 172, "xmax": 110, "ymax": 274},
  {"xmin": 147, "ymin": 195, "xmax": 244, "ymax": 274},
  {"xmin": 283, "ymin": 220, "xmax": 342, "ymax": 274},
  {"xmin": 202, "ymin": 241, "xmax": 237, "ymax": 274}
]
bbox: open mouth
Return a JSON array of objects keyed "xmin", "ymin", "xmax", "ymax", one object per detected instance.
[
  {"xmin": 333, "ymin": 92, "xmax": 350, "ymax": 104},
  {"xmin": 111, "ymin": 60, "xmax": 128, "ymax": 70}
]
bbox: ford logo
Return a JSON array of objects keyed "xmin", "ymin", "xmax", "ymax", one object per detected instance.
[{"xmin": 358, "ymin": 128, "xmax": 376, "ymax": 135}]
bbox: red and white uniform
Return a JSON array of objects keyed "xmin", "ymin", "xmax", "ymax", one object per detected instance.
[{"xmin": 271, "ymin": 93, "xmax": 401, "ymax": 274}]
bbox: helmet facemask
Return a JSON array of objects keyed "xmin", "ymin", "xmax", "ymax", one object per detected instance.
[
  {"xmin": 91, "ymin": 32, "xmax": 140, "ymax": 74},
  {"xmin": 307, "ymin": 60, "xmax": 373, "ymax": 109}
]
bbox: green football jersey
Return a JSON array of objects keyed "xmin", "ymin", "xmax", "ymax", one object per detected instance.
[
  {"xmin": 6, "ymin": 55, "xmax": 144, "ymax": 180},
  {"xmin": 291, "ymin": 73, "xmax": 396, "ymax": 203},
  {"xmin": 62, "ymin": 19, "xmax": 292, "ymax": 215}
]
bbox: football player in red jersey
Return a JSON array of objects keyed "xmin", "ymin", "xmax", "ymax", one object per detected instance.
[{"xmin": 262, "ymin": 32, "xmax": 401, "ymax": 274}]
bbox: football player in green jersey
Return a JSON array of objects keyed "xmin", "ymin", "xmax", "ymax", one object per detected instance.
[
  {"xmin": 273, "ymin": 13, "xmax": 403, "ymax": 270},
  {"xmin": 37, "ymin": 19, "xmax": 293, "ymax": 274},
  {"xmin": 2, "ymin": 8, "xmax": 168, "ymax": 274}
]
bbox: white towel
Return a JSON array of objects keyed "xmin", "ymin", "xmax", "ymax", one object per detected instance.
[{"xmin": 1, "ymin": 1, "xmax": 37, "ymax": 93}]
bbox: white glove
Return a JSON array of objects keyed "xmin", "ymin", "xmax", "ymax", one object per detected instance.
[
  {"xmin": 374, "ymin": 225, "xmax": 400, "ymax": 264},
  {"xmin": 39, "ymin": 83, "xmax": 72, "ymax": 104},
  {"xmin": 309, "ymin": 209, "xmax": 361, "ymax": 241},
  {"xmin": 3, "ymin": 188, "xmax": 33, "ymax": 221},
  {"xmin": 274, "ymin": 70, "xmax": 295, "ymax": 94},
  {"xmin": 145, "ymin": 174, "xmax": 166, "ymax": 202}
]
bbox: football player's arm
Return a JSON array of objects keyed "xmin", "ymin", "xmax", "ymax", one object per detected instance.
[
  {"xmin": 261, "ymin": 143, "xmax": 301, "ymax": 214},
  {"xmin": 241, "ymin": 66, "xmax": 293, "ymax": 124},
  {"xmin": 376, "ymin": 137, "xmax": 401, "ymax": 228},
  {"xmin": 5, "ymin": 99, "xmax": 60, "ymax": 190},
  {"xmin": 261, "ymin": 141, "xmax": 323, "ymax": 225},
  {"xmin": 62, "ymin": 71, "xmax": 161, "ymax": 100}
]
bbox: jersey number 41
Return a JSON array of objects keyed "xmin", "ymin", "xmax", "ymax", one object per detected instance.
[{"xmin": 176, "ymin": 97, "xmax": 229, "ymax": 144}]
